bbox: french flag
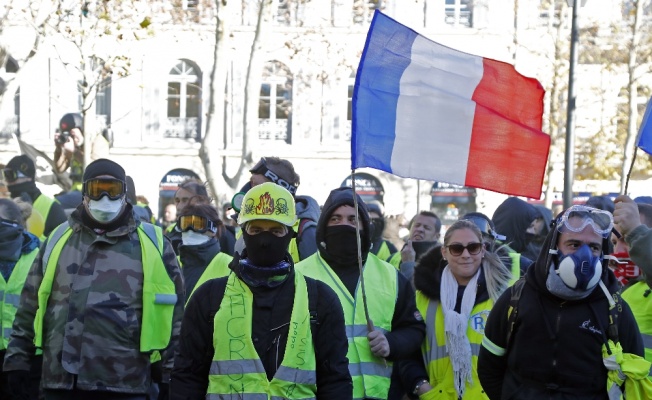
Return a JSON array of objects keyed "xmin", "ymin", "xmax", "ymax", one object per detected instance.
[{"xmin": 352, "ymin": 11, "xmax": 551, "ymax": 199}]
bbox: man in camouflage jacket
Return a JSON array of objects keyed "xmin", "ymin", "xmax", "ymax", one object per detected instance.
[{"xmin": 3, "ymin": 159, "xmax": 184, "ymax": 400}]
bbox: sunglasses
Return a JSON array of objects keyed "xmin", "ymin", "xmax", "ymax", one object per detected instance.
[
  {"xmin": 446, "ymin": 242, "xmax": 483, "ymax": 256},
  {"xmin": 176, "ymin": 215, "xmax": 217, "ymax": 234},
  {"xmin": 83, "ymin": 178, "xmax": 126, "ymax": 200},
  {"xmin": 1, "ymin": 168, "xmax": 18, "ymax": 183}
]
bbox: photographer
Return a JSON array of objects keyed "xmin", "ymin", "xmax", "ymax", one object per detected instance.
[{"xmin": 54, "ymin": 113, "xmax": 110, "ymax": 192}]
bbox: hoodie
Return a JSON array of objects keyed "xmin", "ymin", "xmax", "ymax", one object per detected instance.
[
  {"xmin": 492, "ymin": 197, "xmax": 539, "ymax": 254},
  {"xmin": 478, "ymin": 216, "xmax": 644, "ymax": 400},
  {"xmin": 295, "ymin": 194, "xmax": 321, "ymax": 259}
]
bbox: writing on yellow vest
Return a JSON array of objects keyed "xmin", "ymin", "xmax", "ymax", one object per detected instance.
[{"xmin": 208, "ymin": 271, "xmax": 317, "ymax": 398}]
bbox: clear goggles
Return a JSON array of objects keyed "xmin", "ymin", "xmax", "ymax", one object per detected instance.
[
  {"xmin": 557, "ymin": 205, "xmax": 614, "ymax": 238},
  {"xmin": 176, "ymin": 215, "xmax": 217, "ymax": 234},
  {"xmin": 83, "ymin": 178, "xmax": 126, "ymax": 201}
]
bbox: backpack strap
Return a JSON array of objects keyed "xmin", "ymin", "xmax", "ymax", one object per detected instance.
[
  {"xmin": 305, "ymin": 275, "xmax": 319, "ymax": 326},
  {"xmin": 506, "ymin": 277, "xmax": 526, "ymax": 349}
]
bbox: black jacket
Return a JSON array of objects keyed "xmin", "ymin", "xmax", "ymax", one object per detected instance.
[
  {"xmin": 478, "ymin": 225, "xmax": 644, "ymax": 400},
  {"xmin": 178, "ymin": 237, "xmax": 221, "ymax": 297},
  {"xmin": 170, "ymin": 257, "xmax": 352, "ymax": 400}
]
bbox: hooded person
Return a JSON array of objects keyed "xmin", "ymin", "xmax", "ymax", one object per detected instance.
[
  {"xmin": 3, "ymin": 155, "xmax": 67, "ymax": 239},
  {"xmin": 367, "ymin": 200, "xmax": 398, "ymax": 262},
  {"xmin": 492, "ymin": 197, "xmax": 540, "ymax": 255},
  {"xmin": 478, "ymin": 205, "xmax": 644, "ymax": 399},
  {"xmin": 296, "ymin": 187, "xmax": 425, "ymax": 400},
  {"xmin": 3, "ymin": 158, "xmax": 184, "ymax": 399},
  {"xmin": 171, "ymin": 182, "xmax": 352, "ymax": 399}
]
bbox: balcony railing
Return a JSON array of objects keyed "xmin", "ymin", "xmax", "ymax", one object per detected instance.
[
  {"xmin": 258, "ymin": 118, "xmax": 289, "ymax": 142},
  {"xmin": 164, "ymin": 117, "xmax": 199, "ymax": 140}
]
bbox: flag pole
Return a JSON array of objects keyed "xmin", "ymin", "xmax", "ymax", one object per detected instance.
[
  {"xmin": 624, "ymin": 144, "xmax": 638, "ymax": 195},
  {"xmin": 351, "ymin": 169, "xmax": 374, "ymax": 333}
]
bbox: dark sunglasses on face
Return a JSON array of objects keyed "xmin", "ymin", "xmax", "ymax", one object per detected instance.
[
  {"xmin": 83, "ymin": 178, "xmax": 126, "ymax": 201},
  {"xmin": 446, "ymin": 242, "xmax": 483, "ymax": 256},
  {"xmin": 1, "ymin": 168, "xmax": 18, "ymax": 183},
  {"xmin": 176, "ymin": 215, "xmax": 217, "ymax": 234}
]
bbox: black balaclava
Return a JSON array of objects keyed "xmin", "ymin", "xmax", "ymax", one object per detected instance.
[
  {"xmin": 242, "ymin": 227, "xmax": 294, "ymax": 267},
  {"xmin": 316, "ymin": 187, "xmax": 371, "ymax": 267},
  {"xmin": 492, "ymin": 197, "xmax": 539, "ymax": 253},
  {"xmin": 0, "ymin": 222, "xmax": 24, "ymax": 261}
]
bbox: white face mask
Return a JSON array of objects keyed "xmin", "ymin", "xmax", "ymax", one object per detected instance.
[
  {"xmin": 182, "ymin": 230, "xmax": 211, "ymax": 246},
  {"xmin": 88, "ymin": 196, "xmax": 124, "ymax": 223}
]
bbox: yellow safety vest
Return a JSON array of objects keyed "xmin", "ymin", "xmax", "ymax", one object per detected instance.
[
  {"xmin": 296, "ymin": 253, "xmax": 396, "ymax": 399},
  {"xmin": 416, "ymin": 291, "xmax": 491, "ymax": 399},
  {"xmin": 0, "ymin": 248, "xmax": 39, "ymax": 349},
  {"xmin": 373, "ymin": 241, "xmax": 392, "ymax": 262},
  {"xmin": 34, "ymin": 222, "xmax": 177, "ymax": 352},
  {"xmin": 32, "ymin": 194, "xmax": 58, "ymax": 240},
  {"xmin": 622, "ymin": 282, "xmax": 652, "ymax": 379},
  {"xmin": 208, "ymin": 271, "xmax": 317, "ymax": 399},
  {"xmin": 185, "ymin": 252, "xmax": 233, "ymax": 303}
]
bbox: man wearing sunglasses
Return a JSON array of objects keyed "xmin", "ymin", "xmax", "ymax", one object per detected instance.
[
  {"xmin": 478, "ymin": 205, "xmax": 644, "ymax": 400},
  {"xmin": 2, "ymin": 155, "xmax": 67, "ymax": 239},
  {"xmin": 172, "ymin": 182, "xmax": 351, "ymax": 399},
  {"xmin": 4, "ymin": 158, "xmax": 184, "ymax": 400}
]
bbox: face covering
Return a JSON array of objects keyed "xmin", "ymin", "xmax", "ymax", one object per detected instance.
[
  {"xmin": 555, "ymin": 244, "xmax": 602, "ymax": 291},
  {"xmin": 371, "ymin": 218, "xmax": 385, "ymax": 243},
  {"xmin": 88, "ymin": 196, "xmax": 124, "ymax": 223},
  {"xmin": 242, "ymin": 229, "xmax": 293, "ymax": 267},
  {"xmin": 182, "ymin": 230, "xmax": 211, "ymax": 246},
  {"xmin": 0, "ymin": 224, "xmax": 24, "ymax": 261},
  {"xmin": 8, "ymin": 181, "xmax": 36, "ymax": 199},
  {"xmin": 607, "ymin": 251, "xmax": 640, "ymax": 286},
  {"xmin": 323, "ymin": 225, "xmax": 360, "ymax": 265},
  {"xmin": 238, "ymin": 258, "xmax": 292, "ymax": 288}
]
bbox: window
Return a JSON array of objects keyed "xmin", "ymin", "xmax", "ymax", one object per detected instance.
[
  {"xmin": 96, "ymin": 77, "xmax": 111, "ymax": 129},
  {"xmin": 445, "ymin": 0, "xmax": 472, "ymax": 27},
  {"xmin": 353, "ymin": 0, "xmax": 383, "ymax": 26},
  {"xmin": 276, "ymin": 0, "xmax": 307, "ymax": 26},
  {"xmin": 166, "ymin": 59, "xmax": 202, "ymax": 140},
  {"xmin": 259, "ymin": 61, "xmax": 292, "ymax": 143}
]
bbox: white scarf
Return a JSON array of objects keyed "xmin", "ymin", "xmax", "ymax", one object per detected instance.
[{"xmin": 440, "ymin": 265, "xmax": 481, "ymax": 399}]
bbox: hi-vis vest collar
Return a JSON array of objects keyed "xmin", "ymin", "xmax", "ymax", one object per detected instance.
[{"xmin": 35, "ymin": 221, "xmax": 177, "ymax": 352}]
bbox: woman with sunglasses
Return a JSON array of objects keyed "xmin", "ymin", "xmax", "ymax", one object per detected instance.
[
  {"xmin": 398, "ymin": 219, "xmax": 511, "ymax": 400},
  {"xmin": 0, "ymin": 199, "xmax": 41, "ymax": 400},
  {"xmin": 175, "ymin": 203, "xmax": 233, "ymax": 300}
]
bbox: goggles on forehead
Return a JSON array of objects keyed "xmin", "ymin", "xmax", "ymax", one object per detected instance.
[
  {"xmin": 557, "ymin": 205, "xmax": 613, "ymax": 238},
  {"xmin": 1, "ymin": 218, "xmax": 21, "ymax": 229},
  {"xmin": 250, "ymin": 158, "xmax": 298, "ymax": 195},
  {"xmin": 176, "ymin": 215, "xmax": 217, "ymax": 234},
  {"xmin": 83, "ymin": 178, "xmax": 126, "ymax": 201}
]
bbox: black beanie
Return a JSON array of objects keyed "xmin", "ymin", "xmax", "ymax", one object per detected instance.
[
  {"xmin": 83, "ymin": 158, "xmax": 126, "ymax": 182},
  {"xmin": 6, "ymin": 155, "xmax": 36, "ymax": 179}
]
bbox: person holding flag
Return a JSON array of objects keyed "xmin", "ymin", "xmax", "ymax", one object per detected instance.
[{"xmin": 296, "ymin": 186, "xmax": 425, "ymax": 399}]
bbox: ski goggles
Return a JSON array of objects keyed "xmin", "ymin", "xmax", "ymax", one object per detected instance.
[
  {"xmin": 1, "ymin": 168, "xmax": 20, "ymax": 183},
  {"xmin": 83, "ymin": 178, "xmax": 126, "ymax": 200},
  {"xmin": 249, "ymin": 157, "xmax": 298, "ymax": 194},
  {"xmin": 446, "ymin": 242, "xmax": 483, "ymax": 256},
  {"xmin": 557, "ymin": 205, "xmax": 613, "ymax": 238},
  {"xmin": 176, "ymin": 215, "xmax": 217, "ymax": 234}
]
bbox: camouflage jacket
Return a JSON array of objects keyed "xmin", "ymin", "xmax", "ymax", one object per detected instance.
[{"xmin": 3, "ymin": 206, "xmax": 184, "ymax": 394}]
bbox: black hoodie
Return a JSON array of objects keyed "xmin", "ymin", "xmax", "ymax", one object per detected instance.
[
  {"xmin": 311, "ymin": 187, "xmax": 426, "ymax": 399},
  {"xmin": 478, "ymin": 216, "xmax": 644, "ymax": 400}
]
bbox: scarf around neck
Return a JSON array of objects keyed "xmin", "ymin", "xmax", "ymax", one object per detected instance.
[{"xmin": 440, "ymin": 265, "xmax": 480, "ymax": 399}]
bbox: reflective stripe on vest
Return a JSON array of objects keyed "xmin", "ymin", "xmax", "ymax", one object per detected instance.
[
  {"xmin": 297, "ymin": 253, "xmax": 396, "ymax": 399},
  {"xmin": 622, "ymin": 282, "xmax": 652, "ymax": 378},
  {"xmin": 0, "ymin": 248, "xmax": 39, "ymax": 349},
  {"xmin": 186, "ymin": 252, "xmax": 233, "ymax": 303},
  {"xmin": 35, "ymin": 222, "xmax": 176, "ymax": 352},
  {"xmin": 415, "ymin": 290, "xmax": 492, "ymax": 399},
  {"xmin": 208, "ymin": 271, "xmax": 316, "ymax": 399}
]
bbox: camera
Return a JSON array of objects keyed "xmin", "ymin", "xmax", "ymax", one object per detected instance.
[{"xmin": 56, "ymin": 131, "xmax": 70, "ymax": 145}]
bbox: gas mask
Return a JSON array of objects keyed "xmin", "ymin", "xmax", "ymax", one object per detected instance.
[
  {"xmin": 605, "ymin": 252, "xmax": 640, "ymax": 286},
  {"xmin": 88, "ymin": 196, "xmax": 125, "ymax": 223},
  {"xmin": 555, "ymin": 244, "xmax": 603, "ymax": 291}
]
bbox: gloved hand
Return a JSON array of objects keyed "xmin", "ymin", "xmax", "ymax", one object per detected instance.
[
  {"xmin": 158, "ymin": 382, "xmax": 169, "ymax": 400},
  {"xmin": 5, "ymin": 370, "xmax": 31, "ymax": 400}
]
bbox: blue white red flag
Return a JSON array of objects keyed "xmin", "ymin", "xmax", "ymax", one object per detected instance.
[
  {"xmin": 351, "ymin": 11, "xmax": 550, "ymax": 199},
  {"xmin": 637, "ymin": 97, "xmax": 652, "ymax": 156}
]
